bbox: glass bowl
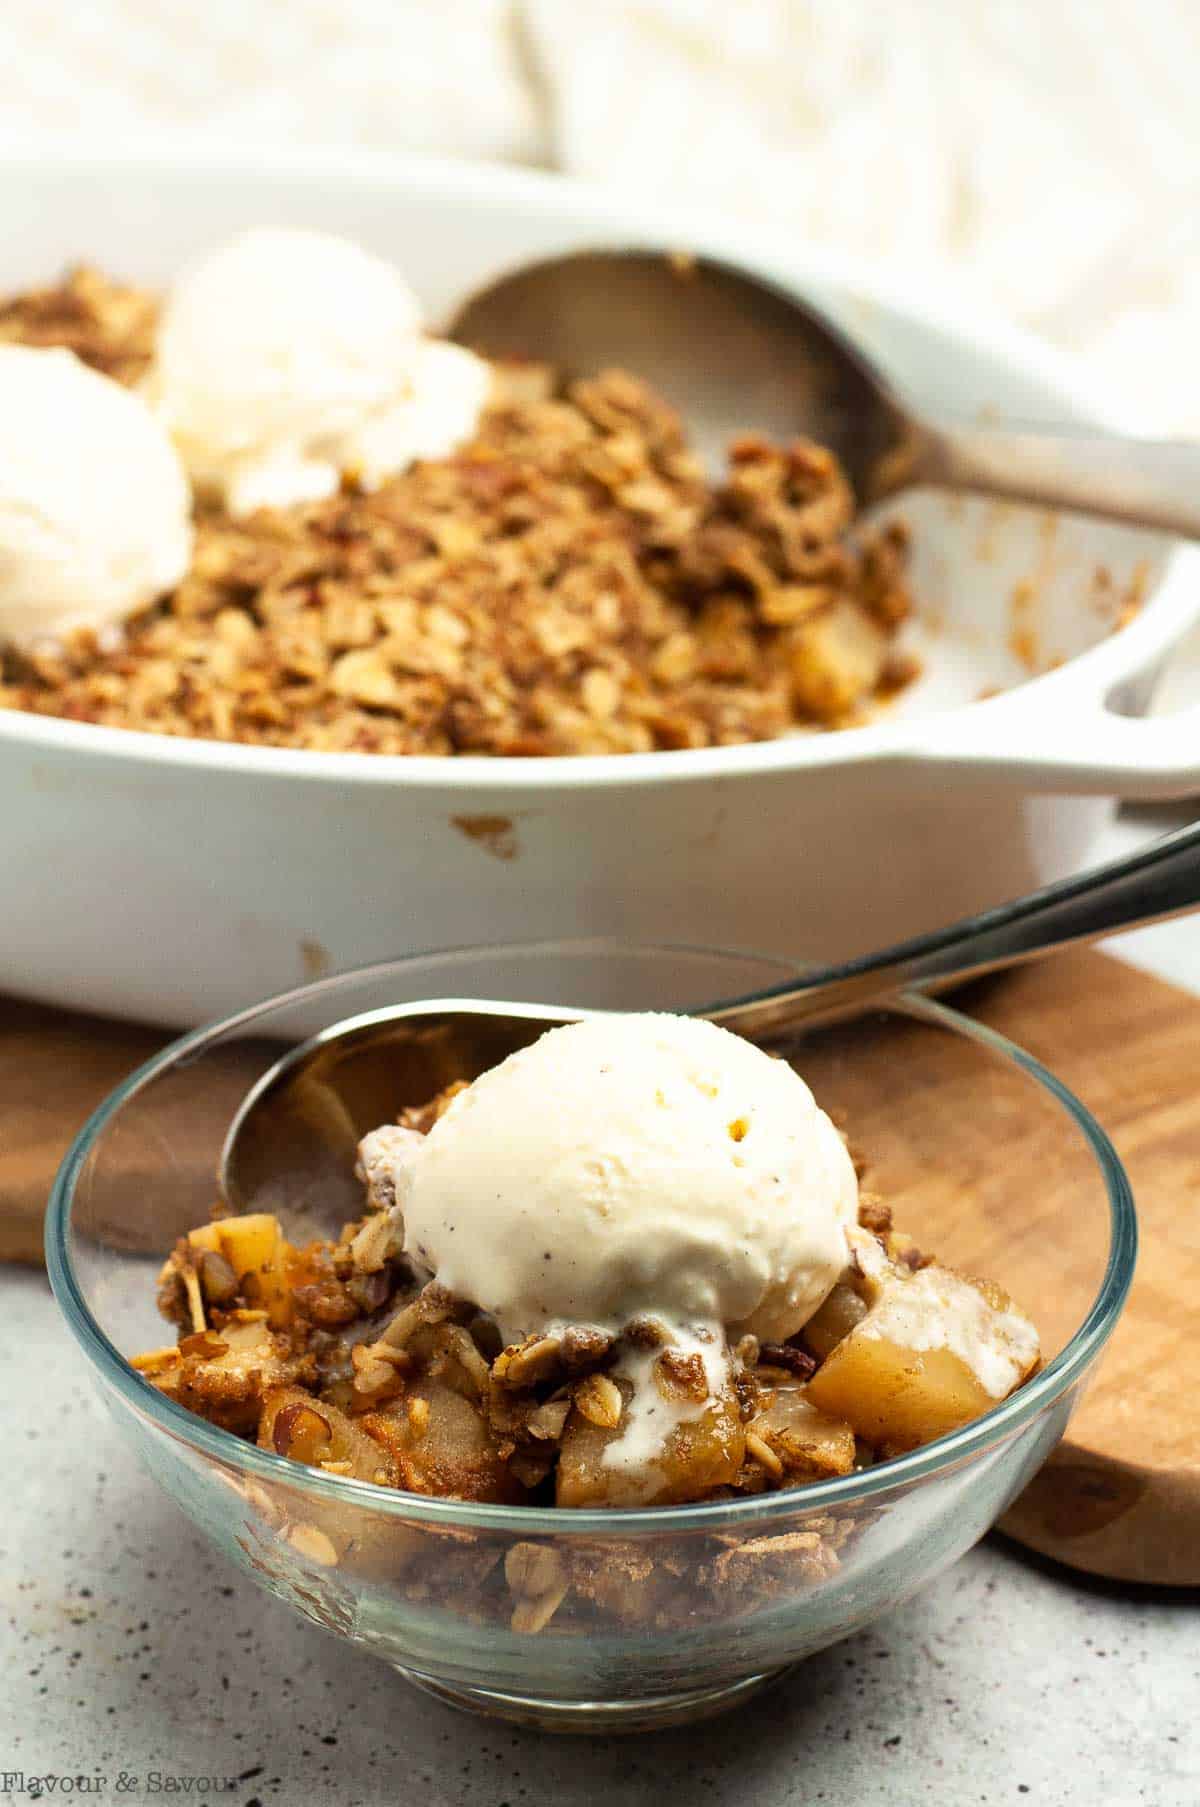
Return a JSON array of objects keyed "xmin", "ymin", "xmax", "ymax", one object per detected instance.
[{"xmin": 47, "ymin": 942, "xmax": 1135, "ymax": 1732}]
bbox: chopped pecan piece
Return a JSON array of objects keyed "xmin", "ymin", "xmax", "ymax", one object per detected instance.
[
  {"xmin": 758, "ymin": 1343, "xmax": 818, "ymax": 1381},
  {"xmin": 857, "ymin": 1193, "xmax": 893, "ymax": 1237}
]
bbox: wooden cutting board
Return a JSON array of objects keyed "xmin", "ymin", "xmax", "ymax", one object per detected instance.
[
  {"xmin": 953, "ymin": 952, "xmax": 1200, "ymax": 1590},
  {"xmin": 3, "ymin": 949, "xmax": 1196, "ymax": 1585}
]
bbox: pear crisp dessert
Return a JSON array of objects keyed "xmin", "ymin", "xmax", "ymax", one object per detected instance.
[
  {"xmin": 0, "ymin": 230, "xmax": 918, "ymax": 755},
  {"xmin": 135, "ymin": 1015, "xmax": 1039, "ymax": 1632}
]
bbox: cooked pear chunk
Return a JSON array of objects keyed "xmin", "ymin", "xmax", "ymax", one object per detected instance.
[
  {"xmin": 805, "ymin": 1266, "xmax": 1039, "ymax": 1452},
  {"xmin": 188, "ymin": 1212, "xmax": 296, "ymax": 1328},
  {"xmin": 801, "ymin": 1280, "xmax": 870, "ymax": 1362},
  {"xmin": 557, "ymin": 1380, "xmax": 745, "ymax": 1507},
  {"xmin": 748, "ymin": 1377, "xmax": 856, "ymax": 1480},
  {"xmin": 259, "ymin": 1384, "xmax": 397, "ymax": 1486},
  {"xmin": 366, "ymin": 1374, "xmax": 526, "ymax": 1504}
]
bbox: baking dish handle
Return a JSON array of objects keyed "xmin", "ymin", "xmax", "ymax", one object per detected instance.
[{"xmin": 893, "ymin": 686, "xmax": 1200, "ymax": 800}]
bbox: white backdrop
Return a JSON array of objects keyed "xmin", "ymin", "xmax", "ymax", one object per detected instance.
[{"xmin": 2, "ymin": 0, "xmax": 1197, "ymax": 430}]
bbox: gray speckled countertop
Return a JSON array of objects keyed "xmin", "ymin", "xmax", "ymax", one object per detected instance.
[
  {"xmin": 7, "ymin": 841, "xmax": 1200, "ymax": 1807},
  {"xmin": 6, "ymin": 1268, "xmax": 1199, "ymax": 1807}
]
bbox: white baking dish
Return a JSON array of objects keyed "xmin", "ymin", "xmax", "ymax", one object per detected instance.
[{"xmin": 3, "ymin": 147, "xmax": 1200, "ymax": 1026}]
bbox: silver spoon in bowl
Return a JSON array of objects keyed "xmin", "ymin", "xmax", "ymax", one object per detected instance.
[
  {"xmin": 448, "ymin": 249, "xmax": 1200, "ymax": 535},
  {"xmin": 222, "ymin": 818, "xmax": 1200, "ymax": 1219}
]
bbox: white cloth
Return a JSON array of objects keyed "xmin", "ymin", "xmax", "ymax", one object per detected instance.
[{"xmin": 1, "ymin": 0, "xmax": 1198, "ymax": 427}]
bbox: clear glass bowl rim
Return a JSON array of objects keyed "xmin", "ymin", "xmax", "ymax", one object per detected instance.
[{"xmin": 46, "ymin": 937, "xmax": 1137, "ymax": 1539}]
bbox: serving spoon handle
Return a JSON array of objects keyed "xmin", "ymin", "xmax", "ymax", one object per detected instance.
[
  {"xmin": 904, "ymin": 421, "xmax": 1200, "ymax": 539},
  {"xmin": 707, "ymin": 818, "xmax": 1200, "ymax": 1042}
]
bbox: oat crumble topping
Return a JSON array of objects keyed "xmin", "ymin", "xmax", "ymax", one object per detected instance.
[
  {"xmin": 0, "ymin": 265, "xmax": 157, "ymax": 387},
  {"xmin": 0, "ymin": 267, "xmax": 918, "ymax": 755}
]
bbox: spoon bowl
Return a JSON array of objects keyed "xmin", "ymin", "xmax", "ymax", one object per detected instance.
[
  {"xmin": 451, "ymin": 248, "xmax": 1200, "ymax": 535},
  {"xmin": 450, "ymin": 248, "xmax": 913, "ymax": 488},
  {"xmin": 222, "ymin": 1000, "xmax": 570, "ymax": 1225}
]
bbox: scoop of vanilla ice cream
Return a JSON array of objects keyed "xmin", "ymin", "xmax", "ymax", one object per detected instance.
[
  {"xmin": 0, "ymin": 346, "xmax": 192, "ymax": 648},
  {"xmin": 393, "ymin": 1013, "xmax": 858, "ymax": 1352},
  {"xmin": 351, "ymin": 338, "xmax": 493, "ymax": 485},
  {"xmin": 149, "ymin": 227, "xmax": 490, "ymax": 515}
]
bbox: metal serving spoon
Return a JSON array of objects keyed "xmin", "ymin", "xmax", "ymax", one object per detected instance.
[
  {"xmin": 223, "ymin": 818, "xmax": 1200, "ymax": 1217},
  {"xmin": 449, "ymin": 249, "xmax": 1200, "ymax": 536}
]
